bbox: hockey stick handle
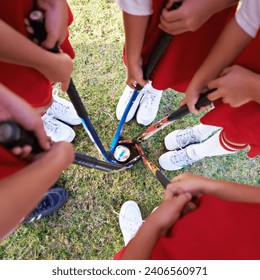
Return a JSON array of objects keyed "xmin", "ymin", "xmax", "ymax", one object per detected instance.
[
  {"xmin": 109, "ymin": 2, "xmax": 182, "ymax": 154},
  {"xmin": 168, "ymin": 89, "xmax": 214, "ymax": 121},
  {"xmin": 74, "ymin": 152, "xmax": 123, "ymax": 171},
  {"xmin": 28, "ymin": 10, "xmax": 89, "ymax": 119},
  {"xmin": 143, "ymin": 1, "xmax": 182, "ymax": 80},
  {"xmin": 0, "ymin": 121, "xmax": 43, "ymax": 154},
  {"xmin": 155, "ymin": 169, "xmax": 171, "ymax": 189},
  {"xmin": 29, "ymin": 9, "xmax": 114, "ymax": 161}
]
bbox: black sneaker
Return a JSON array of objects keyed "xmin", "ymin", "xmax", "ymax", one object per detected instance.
[{"xmin": 22, "ymin": 187, "xmax": 68, "ymax": 224}]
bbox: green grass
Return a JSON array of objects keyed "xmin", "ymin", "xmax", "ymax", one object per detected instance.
[{"xmin": 1, "ymin": 0, "xmax": 259, "ymax": 260}]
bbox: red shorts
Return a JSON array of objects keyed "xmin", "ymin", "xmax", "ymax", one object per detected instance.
[
  {"xmin": 122, "ymin": 1, "xmax": 260, "ymax": 157},
  {"xmin": 201, "ymin": 29, "xmax": 260, "ymax": 157},
  {"xmin": 0, "ymin": 147, "xmax": 28, "ymax": 180},
  {"xmin": 123, "ymin": 1, "xmax": 236, "ymax": 92}
]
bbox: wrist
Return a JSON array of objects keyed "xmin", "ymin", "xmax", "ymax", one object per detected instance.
[
  {"xmin": 249, "ymin": 72, "xmax": 260, "ymax": 104},
  {"xmin": 201, "ymin": 177, "xmax": 219, "ymax": 196},
  {"xmin": 144, "ymin": 214, "xmax": 165, "ymax": 237}
]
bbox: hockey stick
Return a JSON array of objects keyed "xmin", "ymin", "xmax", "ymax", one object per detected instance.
[
  {"xmin": 27, "ymin": 8, "xmax": 129, "ymax": 165},
  {"xmin": 0, "ymin": 120, "xmax": 170, "ymax": 187},
  {"xmin": 134, "ymin": 90, "xmax": 214, "ymax": 143},
  {"xmin": 0, "ymin": 120, "xmax": 138, "ymax": 172},
  {"xmin": 0, "ymin": 88, "xmax": 212, "ymax": 186},
  {"xmin": 109, "ymin": 1, "xmax": 182, "ymax": 155},
  {"xmin": 117, "ymin": 91, "xmax": 213, "ymax": 187}
]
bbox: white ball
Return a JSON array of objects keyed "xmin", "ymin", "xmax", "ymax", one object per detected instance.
[{"xmin": 113, "ymin": 145, "xmax": 130, "ymax": 162}]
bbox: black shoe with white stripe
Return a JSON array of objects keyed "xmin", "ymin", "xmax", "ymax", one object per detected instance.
[{"xmin": 22, "ymin": 187, "xmax": 68, "ymax": 224}]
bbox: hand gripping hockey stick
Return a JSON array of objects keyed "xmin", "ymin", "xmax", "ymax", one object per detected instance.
[{"xmin": 109, "ymin": 1, "xmax": 182, "ymax": 156}]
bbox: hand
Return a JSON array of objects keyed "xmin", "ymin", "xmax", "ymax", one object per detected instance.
[
  {"xmin": 147, "ymin": 188, "xmax": 192, "ymax": 236},
  {"xmin": 126, "ymin": 59, "xmax": 148, "ymax": 88},
  {"xmin": 159, "ymin": 0, "xmax": 218, "ymax": 35},
  {"xmin": 38, "ymin": 51, "xmax": 73, "ymax": 91},
  {"xmin": 36, "ymin": 0, "xmax": 68, "ymax": 49},
  {"xmin": 36, "ymin": 141, "xmax": 74, "ymax": 169},
  {"xmin": 0, "ymin": 84, "xmax": 50, "ymax": 154},
  {"xmin": 207, "ymin": 65, "xmax": 260, "ymax": 107},
  {"xmin": 170, "ymin": 172, "xmax": 212, "ymax": 195},
  {"xmin": 181, "ymin": 82, "xmax": 211, "ymax": 114}
]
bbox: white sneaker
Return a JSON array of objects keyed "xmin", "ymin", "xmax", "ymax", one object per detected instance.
[
  {"xmin": 42, "ymin": 115, "xmax": 76, "ymax": 142},
  {"xmin": 164, "ymin": 127, "xmax": 202, "ymax": 151},
  {"xmin": 116, "ymin": 85, "xmax": 146, "ymax": 122},
  {"xmin": 136, "ymin": 84, "xmax": 163, "ymax": 126},
  {"xmin": 119, "ymin": 201, "xmax": 143, "ymax": 246},
  {"xmin": 47, "ymin": 90, "xmax": 81, "ymax": 126},
  {"xmin": 159, "ymin": 147, "xmax": 199, "ymax": 171}
]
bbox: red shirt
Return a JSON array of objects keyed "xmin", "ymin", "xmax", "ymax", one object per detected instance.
[
  {"xmin": 114, "ymin": 195, "xmax": 260, "ymax": 260},
  {"xmin": 0, "ymin": 0, "xmax": 75, "ymax": 108}
]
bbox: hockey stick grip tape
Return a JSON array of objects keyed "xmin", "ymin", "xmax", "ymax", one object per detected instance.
[
  {"xmin": 66, "ymin": 78, "xmax": 90, "ymax": 119},
  {"xmin": 0, "ymin": 121, "xmax": 42, "ymax": 154},
  {"xmin": 156, "ymin": 170, "xmax": 171, "ymax": 189},
  {"xmin": 168, "ymin": 89, "xmax": 214, "ymax": 121}
]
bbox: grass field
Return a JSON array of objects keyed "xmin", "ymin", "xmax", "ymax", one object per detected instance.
[{"xmin": 0, "ymin": 0, "xmax": 259, "ymax": 260}]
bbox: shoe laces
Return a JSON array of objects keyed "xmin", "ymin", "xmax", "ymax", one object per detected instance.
[
  {"xmin": 43, "ymin": 117, "xmax": 60, "ymax": 134},
  {"xmin": 176, "ymin": 127, "xmax": 201, "ymax": 149},
  {"xmin": 48, "ymin": 100, "xmax": 70, "ymax": 118},
  {"xmin": 142, "ymin": 92, "xmax": 158, "ymax": 110},
  {"xmin": 121, "ymin": 216, "xmax": 143, "ymax": 238},
  {"xmin": 170, "ymin": 149, "xmax": 194, "ymax": 166},
  {"xmin": 30, "ymin": 195, "xmax": 52, "ymax": 216}
]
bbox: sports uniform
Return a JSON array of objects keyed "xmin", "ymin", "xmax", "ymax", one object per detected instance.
[
  {"xmin": 201, "ymin": 0, "xmax": 260, "ymax": 157},
  {"xmin": 0, "ymin": 0, "xmax": 75, "ymax": 108},
  {"xmin": 114, "ymin": 194, "xmax": 260, "ymax": 259},
  {"xmin": 117, "ymin": 0, "xmax": 237, "ymax": 92}
]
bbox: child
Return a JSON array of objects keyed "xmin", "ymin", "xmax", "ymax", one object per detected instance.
[
  {"xmin": 114, "ymin": 173, "xmax": 260, "ymax": 259},
  {"xmin": 116, "ymin": 0, "xmax": 238, "ymax": 125},
  {"xmin": 0, "ymin": 83, "xmax": 74, "ymax": 239},
  {"xmin": 0, "ymin": 0, "xmax": 80, "ymax": 143},
  {"xmin": 159, "ymin": 0, "xmax": 260, "ymax": 170}
]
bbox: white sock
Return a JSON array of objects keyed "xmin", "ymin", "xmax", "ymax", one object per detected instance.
[
  {"xmin": 192, "ymin": 124, "xmax": 221, "ymax": 141},
  {"xmin": 147, "ymin": 83, "xmax": 163, "ymax": 95},
  {"xmin": 187, "ymin": 130, "xmax": 235, "ymax": 160}
]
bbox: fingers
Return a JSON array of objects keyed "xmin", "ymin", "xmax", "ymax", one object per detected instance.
[
  {"xmin": 174, "ymin": 192, "xmax": 193, "ymax": 210},
  {"xmin": 11, "ymin": 145, "xmax": 33, "ymax": 158},
  {"xmin": 180, "ymin": 96, "xmax": 199, "ymax": 114},
  {"xmin": 41, "ymin": 35, "xmax": 58, "ymax": 50},
  {"xmin": 61, "ymin": 79, "xmax": 71, "ymax": 92},
  {"xmin": 181, "ymin": 201, "xmax": 197, "ymax": 216},
  {"xmin": 32, "ymin": 121, "xmax": 51, "ymax": 151},
  {"xmin": 164, "ymin": 186, "xmax": 184, "ymax": 200},
  {"xmin": 126, "ymin": 79, "xmax": 149, "ymax": 89}
]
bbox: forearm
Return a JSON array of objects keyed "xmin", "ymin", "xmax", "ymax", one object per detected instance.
[
  {"xmin": 200, "ymin": 0, "xmax": 239, "ymax": 18},
  {"xmin": 0, "ymin": 144, "xmax": 73, "ymax": 239},
  {"xmin": 0, "ymin": 19, "xmax": 59, "ymax": 73},
  {"xmin": 121, "ymin": 215, "xmax": 162, "ymax": 260},
  {"xmin": 193, "ymin": 18, "xmax": 252, "ymax": 87},
  {"xmin": 203, "ymin": 179, "xmax": 260, "ymax": 203},
  {"xmin": 211, "ymin": 0, "xmax": 239, "ymax": 13},
  {"xmin": 123, "ymin": 12, "xmax": 150, "ymax": 68}
]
